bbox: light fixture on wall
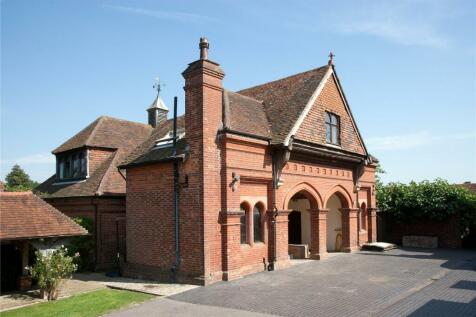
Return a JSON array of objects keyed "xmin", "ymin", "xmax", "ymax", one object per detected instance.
[
  {"xmin": 353, "ymin": 181, "xmax": 361, "ymax": 193},
  {"xmin": 231, "ymin": 172, "xmax": 240, "ymax": 192}
]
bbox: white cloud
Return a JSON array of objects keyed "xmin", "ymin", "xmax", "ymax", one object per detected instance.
[
  {"xmin": 102, "ymin": 4, "xmax": 217, "ymax": 24},
  {"xmin": 338, "ymin": 19, "xmax": 447, "ymax": 49},
  {"xmin": 287, "ymin": 0, "xmax": 461, "ymax": 49},
  {"xmin": 366, "ymin": 131, "xmax": 474, "ymax": 151},
  {"xmin": 1, "ymin": 153, "xmax": 55, "ymax": 165}
]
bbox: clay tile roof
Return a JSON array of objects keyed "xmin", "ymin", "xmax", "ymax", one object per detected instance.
[
  {"xmin": 224, "ymin": 90, "xmax": 271, "ymax": 139},
  {"xmin": 0, "ymin": 192, "xmax": 88, "ymax": 240},
  {"xmin": 36, "ymin": 151, "xmax": 117, "ymax": 198},
  {"xmin": 52, "ymin": 116, "xmax": 152, "ymax": 154},
  {"xmin": 119, "ymin": 116, "xmax": 185, "ymax": 168},
  {"xmin": 238, "ymin": 65, "xmax": 329, "ymax": 143},
  {"xmin": 38, "ymin": 116, "xmax": 154, "ymax": 198}
]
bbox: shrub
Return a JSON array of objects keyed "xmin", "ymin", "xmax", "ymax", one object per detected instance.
[
  {"xmin": 377, "ymin": 179, "xmax": 476, "ymax": 229},
  {"xmin": 28, "ymin": 246, "xmax": 78, "ymax": 300},
  {"xmin": 67, "ymin": 217, "xmax": 96, "ymax": 271}
]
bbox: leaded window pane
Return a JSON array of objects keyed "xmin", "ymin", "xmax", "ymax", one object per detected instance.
[
  {"xmin": 72, "ymin": 153, "xmax": 80, "ymax": 178},
  {"xmin": 253, "ymin": 205, "xmax": 262, "ymax": 242},
  {"xmin": 240, "ymin": 204, "xmax": 247, "ymax": 244},
  {"xmin": 326, "ymin": 124, "xmax": 331, "ymax": 143}
]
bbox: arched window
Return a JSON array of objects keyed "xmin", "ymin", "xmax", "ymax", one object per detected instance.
[
  {"xmin": 360, "ymin": 202, "xmax": 367, "ymax": 231},
  {"xmin": 240, "ymin": 203, "xmax": 248, "ymax": 244},
  {"xmin": 253, "ymin": 203, "xmax": 263, "ymax": 242}
]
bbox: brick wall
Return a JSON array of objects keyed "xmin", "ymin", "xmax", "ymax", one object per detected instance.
[
  {"xmin": 295, "ymin": 75, "xmax": 365, "ymax": 155},
  {"xmin": 380, "ymin": 213, "xmax": 462, "ymax": 248},
  {"xmin": 46, "ymin": 196, "xmax": 125, "ymax": 270},
  {"xmin": 88, "ymin": 148, "xmax": 115, "ymax": 175}
]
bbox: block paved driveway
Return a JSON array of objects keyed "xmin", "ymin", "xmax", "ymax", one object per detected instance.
[{"xmin": 107, "ymin": 249, "xmax": 476, "ymax": 317}]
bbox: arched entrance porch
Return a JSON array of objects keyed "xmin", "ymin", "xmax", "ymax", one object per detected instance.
[{"xmin": 285, "ymin": 187, "xmax": 326, "ymax": 259}]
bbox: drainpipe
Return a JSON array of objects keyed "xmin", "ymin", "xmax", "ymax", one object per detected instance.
[
  {"xmin": 171, "ymin": 97, "xmax": 180, "ymax": 280},
  {"xmin": 270, "ymin": 159, "xmax": 278, "ymax": 271}
]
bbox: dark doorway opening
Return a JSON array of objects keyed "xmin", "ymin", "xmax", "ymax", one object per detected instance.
[
  {"xmin": 1, "ymin": 243, "xmax": 22, "ymax": 292},
  {"xmin": 288, "ymin": 211, "xmax": 302, "ymax": 244}
]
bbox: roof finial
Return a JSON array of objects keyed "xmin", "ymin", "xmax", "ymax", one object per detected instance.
[
  {"xmin": 328, "ymin": 51, "xmax": 335, "ymax": 66},
  {"xmin": 153, "ymin": 77, "xmax": 161, "ymax": 96},
  {"xmin": 199, "ymin": 37, "xmax": 209, "ymax": 60}
]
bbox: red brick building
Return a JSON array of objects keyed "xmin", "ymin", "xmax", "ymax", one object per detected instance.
[
  {"xmin": 37, "ymin": 116, "xmax": 153, "ymax": 269},
  {"xmin": 119, "ymin": 38, "xmax": 378, "ymax": 285}
]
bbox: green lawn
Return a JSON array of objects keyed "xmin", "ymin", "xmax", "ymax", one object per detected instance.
[{"xmin": 2, "ymin": 289, "xmax": 154, "ymax": 317}]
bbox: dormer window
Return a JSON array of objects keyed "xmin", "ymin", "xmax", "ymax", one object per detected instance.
[
  {"xmin": 154, "ymin": 129, "xmax": 185, "ymax": 149},
  {"xmin": 57, "ymin": 150, "xmax": 88, "ymax": 181},
  {"xmin": 325, "ymin": 112, "xmax": 340, "ymax": 145}
]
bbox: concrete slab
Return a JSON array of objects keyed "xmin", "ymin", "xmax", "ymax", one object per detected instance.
[{"xmin": 74, "ymin": 273, "xmax": 199, "ymax": 296}]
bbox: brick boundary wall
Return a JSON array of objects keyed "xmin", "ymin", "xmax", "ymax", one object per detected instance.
[{"xmin": 378, "ymin": 213, "xmax": 462, "ymax": 248}]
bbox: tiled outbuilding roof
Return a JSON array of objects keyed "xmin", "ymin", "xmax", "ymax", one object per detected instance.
[
  {"xmin": 52, "ymin": 116, "xmax": 152, "ymax": 154},
  {"xmin": 238, "ymin": 66, "xmax": 329, "ymax": 143},
  {"xmin": 0, "ymin": 192, "xmax": 88, "ymax": 240},
  {"xmin": 38, "ymin": 116, "xmax": 153, "ymax": 198},
  {"xmin": 36, "ymin": 150, "xmax": 117, "ymax": 197}
]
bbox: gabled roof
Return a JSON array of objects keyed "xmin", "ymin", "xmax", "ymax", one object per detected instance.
[
  {"xmin": 53, "ymin": 116, "xmax": 152, "ymax": 154},
  {"xmin": 0, "ymin": 192, "xmax": 88, "ymax": 240},
  {"xmin": 238, "ymin": 66, "xmax": 330, "ymax": 144}
]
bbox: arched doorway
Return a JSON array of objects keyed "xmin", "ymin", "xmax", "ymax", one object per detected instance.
[
  {"xmin": 326, "ymin": 194, "xmax": 343, "ymax": 252},
  {"xmin": 287, "ymin": 192, "xmax": 312, "ymax": 246},
  {"xmin": 287, "ymin": 191, "xmax": 314, "ymax": 258}
]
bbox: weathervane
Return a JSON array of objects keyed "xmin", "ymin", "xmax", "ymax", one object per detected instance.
[
  {"xmin": 153, "ymin": 77, "xmax": 164, "ymax": 96},
  {"xmin": 328, "ymin": 52, "xmax": 335, "ymax": 66}
]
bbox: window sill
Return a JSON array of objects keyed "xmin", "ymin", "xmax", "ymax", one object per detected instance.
[
  {"xmin": 52, "ymin": 178, "xmax": 87, "ymax": 186},
  {"xmin": 325, "ymin": 143, "xmax": 342, "ymax": 149}
]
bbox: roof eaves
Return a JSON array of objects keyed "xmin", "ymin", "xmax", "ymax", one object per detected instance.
[{"xmin": 331, "ymin": 68, "xmax": 369, "ymax": 156}]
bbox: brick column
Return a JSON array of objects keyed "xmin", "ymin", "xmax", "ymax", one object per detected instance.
[
  {"xmin": 367, "ymin": 208, "xmax": 377, "ymax": 242},
  {"xmin": 309, "ymin": 209, "xmax": 328, "ymax": 260},
  {"xmin": 340, "ymin": 208, "xmax": 359, "ymax": 252},
  {"xmin": 271, "ymin": 210, "xmax": 291, "ymax": 269},
  {"xmin": 221, "ymin": 210, "xmax": 244, "ymax": 281}
]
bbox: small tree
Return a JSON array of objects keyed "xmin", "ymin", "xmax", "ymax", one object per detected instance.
[
  {"xmin": 28, "ymin": 246, "xmax": 79, "ymax": 300},
  {"xmin": 5, "ymin": 164, "xmax": 39, "ymax": 192}
]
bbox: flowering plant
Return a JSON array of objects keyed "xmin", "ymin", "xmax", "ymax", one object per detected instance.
[{"xmin": 27, "ymin": 246, "xmax": 79, "ymax": 300}]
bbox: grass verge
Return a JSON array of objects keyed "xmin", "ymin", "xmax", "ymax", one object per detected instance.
[{"xmin": 2, "ymin": 288, "xmax": 154, "ymax": 317}]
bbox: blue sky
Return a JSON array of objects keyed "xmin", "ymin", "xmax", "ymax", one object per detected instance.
[{"xmin": 1, "ymin": 0, "xmax": 475, "ymax": 184}]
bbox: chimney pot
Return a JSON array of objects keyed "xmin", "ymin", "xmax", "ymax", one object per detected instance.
[{"xmin": 199, "ymin": 37, "xmax": 209, "ymax": 60}]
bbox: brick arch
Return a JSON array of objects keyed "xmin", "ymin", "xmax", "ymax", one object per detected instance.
[
  {"xmin": 323, "ymin": 185, "xmax": 353, "ymax": 209},
  {"xmin": 240, "ymin": 200, "xmax": 252, "ymax": 212},
  {"xmin": 282, "ymin": 182, "xmax": 323, "ymax": 210}
]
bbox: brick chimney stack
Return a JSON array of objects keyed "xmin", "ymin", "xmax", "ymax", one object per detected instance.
[{"xmin": 181, "ymin": 38, "xmax": 225, "ymax": 280}]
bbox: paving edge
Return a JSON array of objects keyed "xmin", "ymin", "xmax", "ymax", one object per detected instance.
[{"xmin": 105, "ymin": 285, "xmax": 161, "ymax": 296}]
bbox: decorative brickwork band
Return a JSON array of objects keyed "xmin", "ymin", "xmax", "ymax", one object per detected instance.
[
  {"xmin": 309, "ymin": 208, "xmax": 329, "ymax": 259},
  {"xmin": 340, "ymin": 208, "xmax": 359, "ymax": 252}
]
